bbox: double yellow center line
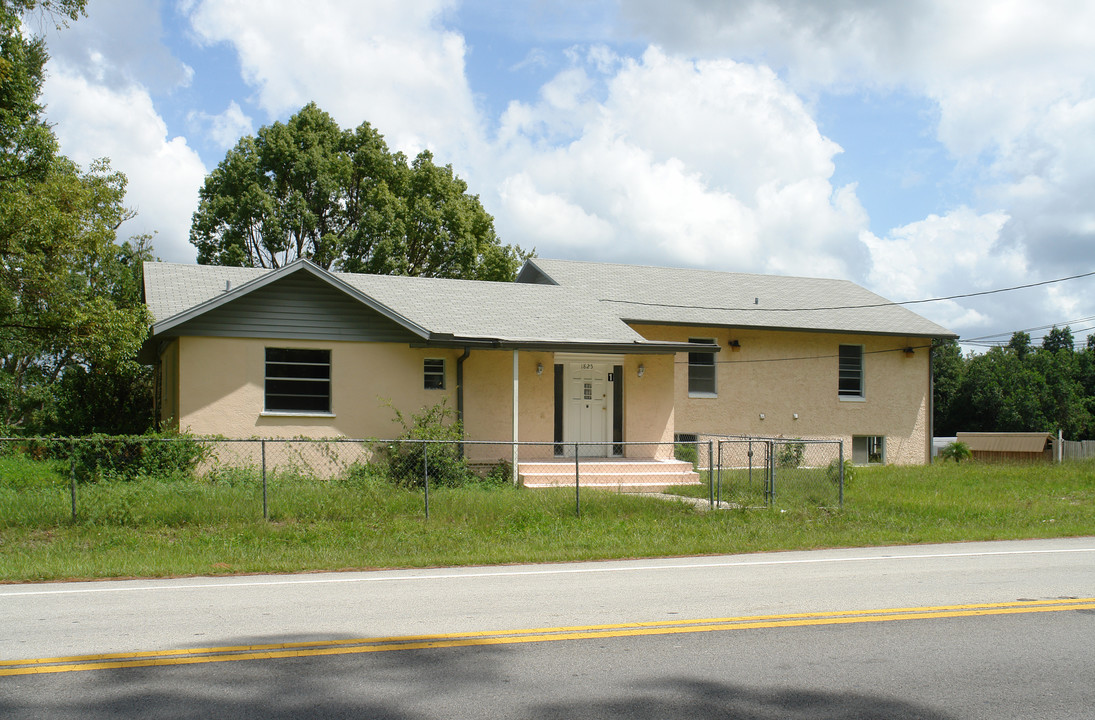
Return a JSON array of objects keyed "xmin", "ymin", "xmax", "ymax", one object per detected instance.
[{"xmin": 4, "ymin": 597, "xmax": 1092, "ymax": 676}]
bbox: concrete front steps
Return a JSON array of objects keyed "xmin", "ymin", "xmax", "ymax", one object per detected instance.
[{"xmin": 517, "ymin": 458, "xmax": 701, "ymax": 492}]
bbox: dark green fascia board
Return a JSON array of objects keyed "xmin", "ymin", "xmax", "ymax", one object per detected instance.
[{"xmin": 150, "ymin": 258, "xmax": 431, "ymax": 340}]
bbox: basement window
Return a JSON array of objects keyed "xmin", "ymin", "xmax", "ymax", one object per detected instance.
[
  {"xmin": 265, "ymin": 348, "xmax": 331, "ymax": 414},
  {"xmin": 852, "ymin": 436, "xmax": 885, "ymax": 465}
]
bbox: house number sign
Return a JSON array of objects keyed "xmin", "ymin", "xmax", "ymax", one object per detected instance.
[{"xmin": 580, "ymin": 363, "xmax": 594, "ymax": 370}]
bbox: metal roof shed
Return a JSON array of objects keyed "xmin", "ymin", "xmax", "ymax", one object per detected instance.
[{"xmin": 956, "ymin": 432, "xmax": 1055, "ymax": 463}]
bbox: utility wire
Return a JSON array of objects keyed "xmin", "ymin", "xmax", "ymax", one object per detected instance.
[{"xmin": 606, "ymin": 269, "xmax": 1095, "ymax": 313}]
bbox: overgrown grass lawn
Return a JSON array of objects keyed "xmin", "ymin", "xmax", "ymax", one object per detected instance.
[{"xmin": 1, "ymin": 456, "xmax": 1092, "ymax": 581}]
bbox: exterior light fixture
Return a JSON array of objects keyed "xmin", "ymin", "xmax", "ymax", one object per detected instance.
[
  {"xmin": 759, "ymin": 413, "xmax": 765, "ymax": 420},
  {"xmin": 637, "ymin": 364, "xmax": 645, "ymax": 377},
  {"xmin": 903, "ymin": 347, "xmax": 915, "ymax": 358},
  {"xmin": 536, "ymin": 362, "xmax": 544, "ymax": 375},
  {"xmin": 728, "ymin": 339, "xmax": 741, "ymax": 352}
]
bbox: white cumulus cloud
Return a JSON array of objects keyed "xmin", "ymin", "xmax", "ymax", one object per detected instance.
[
  {"xmin": 42, "ymin": 70, "xmax": 207, "ymax": 263},
  {"xmin": 489, "ymin": 47, "xmax": 866, "ymax": 278},
  {"xmin": 185, "ymin": 0, "xmax": 482, "ymax": 160}
]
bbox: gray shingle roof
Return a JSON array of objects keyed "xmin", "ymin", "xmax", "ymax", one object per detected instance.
[
  {"xmin": 336, "ymin": 273, "xmax": 645, "ymax": 344},
  {"xmin": 144, "ymin": 263, "xmax": 268, "ymax": 323},
  {"xmin": 144, "ymin": 261, "xmax": 649, "ymax": 346},
  {"xmin": 523, "ymin": 258, "xmax": 956, "ymax": 337},
  {"xmin": 144, "ymin": 256, "xmax": 955, "ymax": 346}
]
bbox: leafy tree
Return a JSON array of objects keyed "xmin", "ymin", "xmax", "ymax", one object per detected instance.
[
  {"xmin": 931, "ymin": 338, "xmax": 965, "ymax": 436},
  {"xmin": 950, "ymin": 348, "xmax": 1049, "ymax": 434},
  {"xmin": 0, "ymin": 0, "xmax": 151, "ymax": 433},
  {"xmin": 1041, "ymin": 325, "xmax": 1074, "ymax": 353},
  {"xmin": 1006, "ymin": 331, "xmax": 1032, "ymax": 360},
  {"xmin": 192, "ymin": 102, "xmax": 530, "ymax": 280}
]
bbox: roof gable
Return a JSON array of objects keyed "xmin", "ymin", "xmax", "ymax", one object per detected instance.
[
  {"xmin": 154, "ymin": 270, "xmax": 422, "ymax": 342},
  {"xmin": 145, "ymin": 260, "xmax": 428, "ymax": 339}
]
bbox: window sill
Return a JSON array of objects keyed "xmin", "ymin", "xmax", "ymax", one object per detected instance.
[
  {"xmin": 689, "ymin": 392, "xmax": 718, "ymax": 399},
  {"xmin": 839, "ymin": 396, "xmax": 866, "ymax": 403},
  {"xmin": 261, "ymin": 411, "xmax": 336, "ymax": 418}
]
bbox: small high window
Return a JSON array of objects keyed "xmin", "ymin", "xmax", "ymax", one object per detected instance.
[
  {"xmin": 265, "ymin": 348, "xmax": 331, "ymax": 413},
  {"xmin": 688, "ymin": 338, "xmax": 717, "ymax": 397},
  {"xmin": 838, "ymin": 345, "xmax": 864, "ymax": 399},
  {"xmin": 424, "ymin": 358, "xmax": 445, "ymax": 390}
]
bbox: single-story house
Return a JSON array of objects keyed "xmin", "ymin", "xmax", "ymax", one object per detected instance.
[
  {"xmin": 956, "ymin": 432, "xmax": 1056, "ymax": 463},
  {"xmin": 142, "ymin": 257, "xmax": 954, "ymax": 483}
]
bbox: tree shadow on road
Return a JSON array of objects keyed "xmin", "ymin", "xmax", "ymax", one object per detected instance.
[{"xmin": 0, "ymin": 635, "xmax": 957, "ymax": 720}]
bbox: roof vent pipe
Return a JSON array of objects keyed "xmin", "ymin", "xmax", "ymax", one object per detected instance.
[
  {"xmin": 754, "ymin": 297, "xmax": 759, "ymax": 305},
  {"xmin": 225, "ymin": 280, "xmax": 231, "ymax": 292}
]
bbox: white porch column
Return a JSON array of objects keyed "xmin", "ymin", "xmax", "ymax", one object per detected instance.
[{"xmin": 512, "ymin": 350, "xmax": 519, "ymax": 484}]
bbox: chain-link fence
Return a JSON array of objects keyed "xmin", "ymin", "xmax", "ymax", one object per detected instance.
[
  {"xmin": 0, "ymin": 434, "xmax": 843, "ymax": 524},
  {"xmin": 686, "ymin": 435, "xmax": 845, "ymax": 509}
]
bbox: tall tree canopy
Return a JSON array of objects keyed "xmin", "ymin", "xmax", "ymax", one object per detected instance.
[
  {"xmin": 191, "ymin": 102, "xmax": 529, "ymax": 280},
  {"xmin": 933, "ymin": 326, "xmax": 1095, "ymax": 440},
  {"xmin": 0, "ymin": 0, "xmax": 152, "ymax": 433}
]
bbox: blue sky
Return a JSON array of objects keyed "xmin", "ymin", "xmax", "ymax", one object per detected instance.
[{"xmin": 34, "ymin": 0, "xmax": 1095, "ymax": 346}]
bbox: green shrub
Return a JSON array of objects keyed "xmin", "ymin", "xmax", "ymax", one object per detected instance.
[
  {"xmin": 939, "ymin": 441, "xmax": 973, "ymax": 464},
  {"xmin": 383, "ymin": 400, "xmax": 470, "ymax": 488},
  {"xmin": 776, "ymin": 440, "xmax": 806, "ymax": 469},
  {"xmin": 826, "ymin": 458, "xmax": 855, "ymax": 488},
  {"xmin": 481, "ymin": 459, "xmax": 514, "ymax": 487},
  {"xmin": 69, "ymin": 431, "xmax": 210, "ymax": 482},
  {"xmin": 674, "ymin": 443, "xmax": 699, "ymax": 468}
]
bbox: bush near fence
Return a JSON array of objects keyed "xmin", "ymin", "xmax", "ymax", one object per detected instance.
[{"xmin": 1, "ymin": 434, "xmax": 847, "ymax": 526}]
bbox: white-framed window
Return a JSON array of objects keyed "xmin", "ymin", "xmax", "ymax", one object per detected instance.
[
  {"xmin": 265, "ymin": 348, "xmax": 331, "ymax": 413},
  {"xmin": 424, "ymin": 358, "xmax": 445, "ymax": 390},
  {"xmin": 852, "ymin": 435, "xmax": 885, "ymax": 464},
  {"xmin": 838, "ymin": 344, "xmax": 864, "ymax": 399},
  {"xmin": 688, "ymin": 338, "xmax": 717, "ymax": 397}
]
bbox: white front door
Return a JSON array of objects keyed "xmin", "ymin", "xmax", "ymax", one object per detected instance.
[{"xmin": 565, "ymin": 363, "xmax": 611, "ymax": 457}]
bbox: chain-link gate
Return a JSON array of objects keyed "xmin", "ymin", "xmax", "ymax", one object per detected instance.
[{"xmin": 705, "ymin": 436, "xmax": 844, "ymax": 509}]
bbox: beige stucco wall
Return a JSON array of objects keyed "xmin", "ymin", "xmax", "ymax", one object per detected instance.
[
  {"xmin": 168, "ymin": 337, "xmax": 681, "ymax": 461},
  {"xmin": 633, "ymin": 325, "xmax": 932, "ymax": 465},
  {"xmin": 174, "ymin": 336, "xmax": 459, "ymax": 439},
  {"xmin": 623, "ymin": 354, "xmax": 675, "ymax": 459}
]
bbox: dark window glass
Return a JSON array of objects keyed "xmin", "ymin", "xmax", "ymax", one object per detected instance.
[
  {"xmin": 838, "ymin": 345, "xmax": 863, "ymax": 398},
  {"xmin": 265, "ymin": 348, "xmax": 331, "ymax": 413},
  {"xmin": 424, "ymin": 359, "xmax": 445, "ymax": 389},
  {"xmin": 688, "ymin": 338, "xmax": 716, "ymax": 396}
]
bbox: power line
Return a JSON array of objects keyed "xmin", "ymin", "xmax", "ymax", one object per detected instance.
[
  {"xmin": 606, "ymin": 269, "xmax": 1095, "ymax": 313},
  {"xmin": 673, "ymin": 343, "xmax": 934, "ymax": 366}
]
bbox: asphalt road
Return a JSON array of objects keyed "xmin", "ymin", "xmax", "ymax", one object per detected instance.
[{"xmin": 2, "ymin": 537, "xmax": 1093, "ymax": 718}]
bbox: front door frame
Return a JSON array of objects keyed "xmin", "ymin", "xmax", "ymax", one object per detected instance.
[{"xmin": 554, "ymin": 353, "xmax": 624, "ymax": 457}]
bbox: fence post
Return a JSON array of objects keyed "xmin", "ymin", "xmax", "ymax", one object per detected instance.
[
  {"xmin": 423, "ymin": 441, "xmax": 430, "ymax": 521},
  {"xmin": 261, "ymin": 440, "xmax": 268, "ymax": 521},
  {"xmin": 708, "ymin": 440, "xmax": 714, "ymax": 509},
  {"xmin": 767, "ymin": 441, "xmax": 775, "ymax": 506},
  {"xmin": 574, "ymin": 441, "xmax": 580, "ymax": 518},
  {"xmin": 69, "ymin": 440, "xmax": 77, "ymax": 522},
  {"xmin": 748, "ymin": 440, "xmax": 753, "ymax": 492},
  {"xmin": 715, "ymin": 440, "xmax": 722, "ymax": 507},
  {"xmin": 838, "ymin": 440, "xmax": 844, "ymax": 508}
]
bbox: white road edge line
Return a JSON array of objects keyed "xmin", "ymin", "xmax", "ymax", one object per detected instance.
[{"xmin": 3, "ymin": 546, "xmax": 1094, "ymax": 598}]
